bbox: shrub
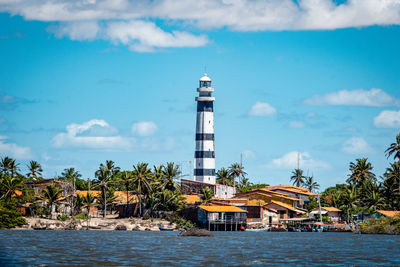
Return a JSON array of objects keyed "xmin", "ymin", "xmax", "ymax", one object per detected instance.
[
  {"xmin": 57, "ymin": 214, "xmax": 69, "ymax": 221},
  {"xmin": 166, "ymin": 214, "xmax": 195, "ymax": 230},
  {"xmin": 0, "ymin": 201, "xmax": 27, "ymax": 229},
  {"xmin": 74, "ymin": 213, "xmax": 88, "ymax": 220},
  {"xmin": 142, "ymin": 214, "xmax": 151, "ymax": 220}
]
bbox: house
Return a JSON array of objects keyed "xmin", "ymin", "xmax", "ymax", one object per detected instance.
[
  {"xmin": 197, "ymin": 205, "xmax": 247, "ymax": 231},
  {"xmin": 374, "ymin": 210, "xmax": 400, "ymax": 218},
  {"xmin": 181, "ymin": 178, "xmax": 236, "ymax": 199},
  {"xmin": 265, "ymin": 184, "xmax": 318, "ymax": 210},
  {"xmin": 311, "ymin": 207, "xmax": 342, "ymax": 223}
]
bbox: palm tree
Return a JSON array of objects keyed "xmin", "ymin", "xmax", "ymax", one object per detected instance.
[
  {"xmin": 82, "ymin": 192, "xmax": 96, "ymax": 229},
  {"xmin": 346, "ymin": 158, "xmax": 375, "ymax": 187},
  {"xmin": 290, "ymin": 168, "xmax": 305, "ymax": 187},
  {"xmin": 0, "ymin": 157, "xmax": 20, "ymax": 177},
  {"xmin": 201, "ymin": 187, "xmax": 214, "ymax": 205},
  {"xmin": 216, "ymin": 168, "xmax": 233, "ymax": 186},
  {"xmin": 94, "ymin": 160, "xmax": 120, "ymax": 218},
  {"xmin": 26, "ymin": 160, "xmax": 43, "ymax": 180},
  {"xmin": 340, "ymin": 184, "xmax": 358, "ymax": 222},
  {"xmin": 117, "ymin": 171, "xmax": 133, "ymax": 217},
  {"xmin": 0, "ymin": 174, "xmax": 23, "ymax": 201},
  {"xmin": 40, "ymin": 183, "xmax": 63, "ymax": 217},
  {"xmin": 132, "ymin": 163, "xmax": 153, "ymax": 216},
  {"xmin": 304, "ymin": 175, "xmax": 320, "ymax": 192},
  {"xmin": 385, "ymin": 133, "xmax": 400, "ymax": 161},
  {"xmin": 162, "ymin": 162, "xmax": 182, "ymax": 191},
  {"xmin": 229, "ymin": 163, "xmax": 247, "ymax": 188},
  {"xmin": 237, "ymin": 177, "xmax": 252, "ymax": 192}
]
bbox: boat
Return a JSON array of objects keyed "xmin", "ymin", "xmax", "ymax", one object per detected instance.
[
  {"xmin": 159, "ymin": 227, "xmax": 174, "ymax": 231},
  {"xmin": 245, "ymin": 228, "xmax": 268, "ymax": 232}
]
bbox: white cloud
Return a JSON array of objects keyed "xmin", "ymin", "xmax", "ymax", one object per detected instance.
[
  {"xmin": 289, "ymin": 121, "xmax": 305, "ymax": 128},
  {"xmin": 3, "ymin": 1, "xmax": 400, "ymax": 51},
  {"xmin": 107, "ymin": 20, "xmax": 208, "ymax": 52},
  {"xmin": 131, "ymin": 121, "xmax": 158, "ymax": 136},
  {"xmin": 51, "ymin": 119, "xmax": 134, "ymax": 150},
  {"xmin": 342, "ymin": 137, "xmax": 372, "ymax": 154},
  {"xmin": 242, "ymin": 150, "xmax": 256, "ymax": 159},
  {"xmin": 249, "ymin": 102, "xmax": 277, "ymax": 117},
  {"xmin": 373, "ymin": 110, "xmax": 400, "ymax": 128},
  {"xmin": 267, "ymin": 151, "xmax": 330, "ymax": 170},
  {"xmin": 47, "ymin": 21, "xmax": 100, "ymax": 41},
  {"xmin": 304, "ymin": 88, "xmax": 399, "ymax": 107},
  {"xmin": 0, "ymin": 136, "xmax": 32, "ymax": 159}
]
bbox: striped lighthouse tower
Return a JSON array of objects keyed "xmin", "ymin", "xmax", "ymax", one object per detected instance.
[{"xmin": 194, "ymin": 73, "xmax": 216, "ymax": 184}]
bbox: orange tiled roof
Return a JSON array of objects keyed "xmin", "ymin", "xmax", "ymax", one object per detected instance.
[
  {"xmin": 76, "ymin": 190, "xmax": 138, "ymax": 203},
  {"xmin": 322, "ymin": 207, "xmax": 341, "ymax": 212},
  {"xmin": 199, "ymin": 205, "xmax": 247, "ymax": 213},
  {"xmin": 377, "ymin": 210, "xmax": 400, "ymax": 217},
  {"xmin": 183, "ymin": 194, "xmax": 201, "ymax": 205},
  {"xmin": 268, "ymin": 200, "xmax": 305, "ymax": 214}
]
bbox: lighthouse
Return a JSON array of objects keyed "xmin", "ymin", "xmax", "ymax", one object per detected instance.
[{"xmin": 194, "ymin": 74, "xmax": 216, "ymax": 184}]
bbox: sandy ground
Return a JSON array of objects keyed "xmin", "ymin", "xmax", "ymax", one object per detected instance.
[{"xmin": 14, "ymin": 216, "xmax": 178, "ymax": 231}]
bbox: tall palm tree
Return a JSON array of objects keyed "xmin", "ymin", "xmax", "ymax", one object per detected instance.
[
  {"xmin": 82, "ymin": 192, "xmax": 96, "ymax": 229},
  {"xmin": 385, "ymin": 133, "xmax": 400, "ymax": 161},
  {"xmin": 229, "ymin": 163, "xmax": 247, "ymax": 188},
  {"xmin": 0, "ymin": 156, "xmax": 13, "ymax": 175},
  {"xmin": 340, "ymin": 184, "xmax": 358, "ymax": 221},
  {"xmin": 0, "ymin": 157, "xmax": 20, "ymax": 177},
  {"xmin": 346, "ymin": 158, "xmax": 375, "ymax": 187},
  {"xmin": 216, "ymin": 168, "xmax": 233, "ymax": 186},
  {"xmin": 117, "ymin": 171, "xmax": 133, "ymax": 217},
  {"xmin": 162, "ymin": 162, "xmax": 182, "ymax": 191},
  {"xmin": 290, "ymin": 168, "xmax": 305, "ymax": 187},
  {"xmin": 304, "ymin": 175, "xmax": 320, "ymax": 192},
  {"xmin": 40, "ymin": 183, "xmax": 63, "ymax": 217},
  {"xmin": 94, "ymin": 160, "xmax": 120, "ymax": 218},
  {"xmin": 26, "ymin": 160, "xmax": 43, "ymax": 180},
  {"xmin": 132, "ymin": 163, "xmax": 153, "ymax": 216}
]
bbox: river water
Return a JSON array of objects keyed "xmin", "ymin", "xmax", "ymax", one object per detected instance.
[{"xmin": 0, "ymin": 231, "xmax": 399, "ymax": 266}]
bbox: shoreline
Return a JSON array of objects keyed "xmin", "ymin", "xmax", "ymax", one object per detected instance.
[{"xmin": 12, "ymin": 217, "xmax": 180, "ymax": 231}]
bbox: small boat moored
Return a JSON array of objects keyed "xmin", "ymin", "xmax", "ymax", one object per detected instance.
[{"xmin": 159, "ymin": 227, "xmax": 174, "ymax": 231}]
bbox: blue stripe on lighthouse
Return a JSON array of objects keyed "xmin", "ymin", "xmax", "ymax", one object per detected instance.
[
  {"xmin": 194, "ymin": 151, "xmax": 215, "ymax": 158},
  {"xmin": 197, "ymin": 101, "xmax": 213, "ymax": 112},
  {"xmin": 194, "ymin": 169, "xmax": 216, "ymax": 176},
  {"xmin": 195, "ymin": 133, "xmax": 214, "ymax": 140}
]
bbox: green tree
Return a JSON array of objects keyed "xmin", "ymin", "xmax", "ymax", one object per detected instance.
[
  {"xmin": 0, "ymin": 174, "xmax": 23, "ymax": 201},
  {"xmin": 82, "ymin": 192, "xmax": 96, "ymax": 229},
  {"xmin": 229, "ymin": 163, "xmax": 247, "ymax": 188},
  {"xmin": 201, "ymin": 187, "xmax": 214, "ymax": 205},
  {"xmin": 385, "ymin": 133, "xmax": 400, "ymax": 161},
  {"xmin": 382, "ymin": 162, "xmax": 400, "ymax": 209},
  {"xmin": 116, "ymin": 171, "xmax": 133, "ymax": 217},
  {"xmin": 216, "ymin": 168, "xmax": 233, "ymax": 186},
  {"xmin": 290, "ymin": 168, "xmax": 305, "ymax": 187},
  {"xmin": 346, "ymin": 158, "xmax": 375, "ymax": 187},
  {"xmin": 40, "ymin": 183, "xmax": 63, "ymax": 217},
  {"xmin": 0, "ymin": 157, "xmax": 20, "ymax": 177},
  {"xmin": 162, "ymin": 162, "xmax": 182, "ymax": 191},
  {"xmin": 304, "ymin": 175, "xmax": 320, "ymax": 192},
  {"xmin": 132, "ymin": 163, "xmax": 153, "ymax": 216},
  {"xmin": 26, "ymin": 160, "xmax": 43, "ymax": 180},
  {"xmin": 0, "ymin": 200, "xmax": 26, "ymax": 229},
  {"xmin": 340, "ymin": 184, "xmax": 358, "ymax": 222},
  {"xmin": 94, "ymin": 160, "xmax": 120, "ymax": 218}
]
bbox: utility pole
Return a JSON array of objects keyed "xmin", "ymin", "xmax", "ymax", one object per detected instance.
[{"xmin": 317, "ymin": 192, "xmax": 323, "ymax": 232}]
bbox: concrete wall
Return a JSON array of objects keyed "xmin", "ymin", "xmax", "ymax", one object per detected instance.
[{"xmin": 215, "ymin": 184, "xmax": 236, "ymax": 199}]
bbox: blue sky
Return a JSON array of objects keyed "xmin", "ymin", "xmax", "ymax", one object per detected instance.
[{"xmin": 1, "ymin": 0, "xmax": 400, "ymax": 189}]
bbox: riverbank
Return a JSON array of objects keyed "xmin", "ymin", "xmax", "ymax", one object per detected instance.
[{"xmin": 13, "ymin": 217, "xmax": 179, "ymax": 231}]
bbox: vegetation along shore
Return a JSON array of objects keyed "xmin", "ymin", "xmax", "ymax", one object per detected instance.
[{"xmin": 1, "ymin": 133, "xmax": 399, "ymax": 234}]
